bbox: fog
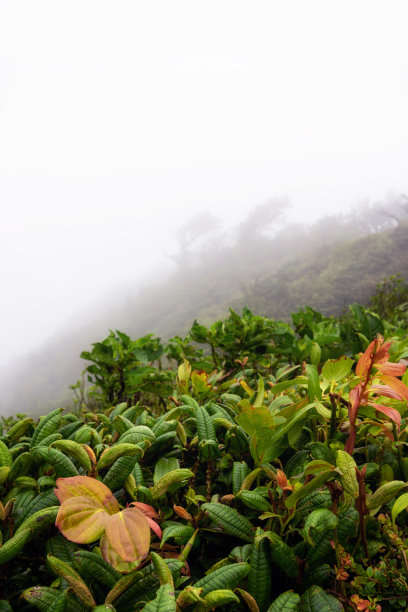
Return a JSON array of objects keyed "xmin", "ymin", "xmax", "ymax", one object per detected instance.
[{"xmin": 1, "ymin": 1, "xmax": 408, "ymax": 391}]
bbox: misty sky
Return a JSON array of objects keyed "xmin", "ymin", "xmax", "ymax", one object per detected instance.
[{"xmin": 1, "ymin": 1, "xmax": 408, "ymax": 368}]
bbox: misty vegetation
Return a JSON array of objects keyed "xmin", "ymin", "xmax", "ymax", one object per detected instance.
[{"xmin": 1, "ymin": 196, "xmax": 408, "ymax": 418}]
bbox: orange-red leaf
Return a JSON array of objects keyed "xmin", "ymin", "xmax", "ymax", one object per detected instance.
[
  {"xmin": 371, "ymin": 385, "xmax": 404, "ymax": 400},
  {"xmin": 55, "ymin": 495, "xmax": 108, "ymax": 543},
  {"xmin": 356, "ymin": 340, "xmax": 376, "ymax": 379},
  {"xmin": 349, "ymin": 384, "xmax": 363, "ymax": 423},
  {"xmin": 367, "ymin": 402, "xmax": 401, "ymax": 428},
  {"xmin": 375, "ymin": 362, "xmax": 407, "ymax": 377},
  {"xmin": 380, "ymin": 375, "xmax": 408, "ymax": 401},
  {"xmin": 372, "ymin": 338, "xmax": 392, "ymax": 364},
  {"xmin": 105, "ymin": 507, "xmax": 150, "ymax": 563},
  {"xmin": 54, "ymin": 476, "xmax": 119, "ymax": 514}
]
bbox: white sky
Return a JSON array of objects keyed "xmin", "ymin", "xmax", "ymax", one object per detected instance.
[{"xmin": 1, "ymin": 1, "xmax": 408, "ymax": 367}]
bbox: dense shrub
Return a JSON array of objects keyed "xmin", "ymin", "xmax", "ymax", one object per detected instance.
[{"xmin": 1, "ymin": 300, "xmax": 408, "ymax": 610}]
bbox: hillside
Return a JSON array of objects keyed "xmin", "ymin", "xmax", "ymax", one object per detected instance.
[{"xmin": 1, "ymin": 215, "xmax": 407, "ymax": 418}]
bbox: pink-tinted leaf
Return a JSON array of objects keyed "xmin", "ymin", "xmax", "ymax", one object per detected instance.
[
  {"xmin": 367, "ymin": 402, "xmax": 401, "ymax": 428},
  {"xmin": 105, "ymin": 507, "xmax": 150, "ymax": 563},
  {"xmin": 129, "ymin": 501, "xmax": 162, "ymax": 538},
  {"xmin": 371, "ymin": 385, "xmax": 404, "ymax": 400},
  {"xmin": 380, "ymin": 375, "xmax": 408, "ymax": 401},
  {"xmin": 375, "ymin": 362, "xmax": 407, "ymax": 377},
  {"xmin": 55, "ymin": 495, "xmax": 107, "ymax": 543},
  {"xmin": 100, "ymin": 535, "xmax": 141, "ymax": 573},
  {"xmin": 130, "ymin": 501, "xmax": 159, "ymax": 519},
  {"xmin": 146, "ymin": 517, "xmax": 162, "ymax": 539},
  {"xmin": 54, "ymin": 476, "xmax": 119, "ymax": 514}
]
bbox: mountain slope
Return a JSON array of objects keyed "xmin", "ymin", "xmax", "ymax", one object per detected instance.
[{"xmin": 1, "ymin": 220, "xmax": 407, "ymax": 418}]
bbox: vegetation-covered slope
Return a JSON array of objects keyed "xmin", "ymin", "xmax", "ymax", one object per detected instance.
[
  {"xmin": 1, "ymin": 206, "xmax": 408, "ymax": 417},
  {"xmin": 1, "ymin": 301, "xmax": 408, "ymax": 610}
]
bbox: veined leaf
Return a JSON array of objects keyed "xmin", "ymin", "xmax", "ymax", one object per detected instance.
[
  {"xmin": 367, "ymin": 480, "xmax": 408, "ymax": 511},
  {"xmin": 321, "ymin": 357, "xmax": 353, "ymax": 383},
  {"xmin": 299, "ymin": 585, "xmax": 343, "ymax": 611},
  {"xmin": 336, "ymin": 451, "xmax": 358, "ymax": 498},
  {"xmin": 286, "ymin": 470, "xmax": 336, "ymax": 509},
  {"xmin": 202, "ymin": 502, "xmax": 254, "ymax": 542},
  {"xmin": 267, "ymin": 591, "xmax": 300, "ymax": 612},
  {"xmin": 142, "ymin": 584, "xmax": 176, "ymax": 612},
  {"xmin": 194, "ymin": 562, "xmax": 250, "ymax": 595},
  {"xmin": 303, "ymin": 509, "xmax": 338, "ymax": 545}
]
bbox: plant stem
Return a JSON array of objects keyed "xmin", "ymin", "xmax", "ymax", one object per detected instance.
[{"xmin": 329, "ymin": 393, "xmax": 338, "ymax": 440}]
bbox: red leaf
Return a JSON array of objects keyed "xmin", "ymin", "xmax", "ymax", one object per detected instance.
[{"xmin": 146, "ymin": 517, "xmax": 162, "ymax": 539}]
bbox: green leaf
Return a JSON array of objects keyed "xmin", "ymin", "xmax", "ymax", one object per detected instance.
[
  {"xmin": 321, "ymin": 357, "xmax": 353, "ymax": 383},
  {"xmin": 21, "ymin": 587, "xmax": 65, "ymax": 611},
  {"xmin": 194, "ymin": 562, "xmax": 250, "ymax": 595},
  {"xmin": 160, "ymin": 524, "xmax": 195, "ymax": 548},
  {"xmin": 150, "ymin": 469, "xmax": 193, "ymax": 500},
  {"xmin": 336, "ymin": 451, "xmax": 358, "ymax": 498},
  {"xmin": 141, "ymin": 584, "xmax": 176, "ymax": 612},
  {"xmin": 392, "ymin": 492, "xmax": 408, "ymax": 524},
  {"xmin": 305, "ymin": 365, "xmax": 321, "ymax": 402},
  {"xmin": 299, "ymin": 585, "xmax": 343, "ymax": 611},
  {"xmin": 286, "ymin": 470, "xmax": 336, "ymax": 509},
  {"xmin": 303, "ymin": 509, "xmax": 338, "ymax": 545},
  {"xmin": 253, "ymin": 376, "xmax": 265, "ymax": 408},
  {"xmin": 151, "ymin": 552, "xmax": 174, "ymax": 587},
  {"xmin": 202, "ymin": 503, "xmax": 254, "ymax": 542},
  {"xmin": 367, "ymin": 480, "xmax": 408, "ymax": 511},
  {"xmin": 260, "ymin": 532, "xmax": 298, "ymax": 578},
  {"xmin": 304, "ymin": 461, "xmax": 335, "ymax": 476},
  {"xmin": 267, "ymin": 591, "xmax": 300, "ymax": 612},
  {"xmin": 153, "ymin": 458, "xmax": 180, "ymax": 484},
  {"xmin": 47, "ymin": 554, "xmax": 96, "ymax": 607},
  {"xmin": 248, "ymin": 533, "xmax": 271, "ymax": 612},
  {"xmin": 204, "ymin": 589, "xmax": 240, "ymax": 609},
  {"xmin": 74, "ymin": 550, "xmax": 121, "ymax": 589}
]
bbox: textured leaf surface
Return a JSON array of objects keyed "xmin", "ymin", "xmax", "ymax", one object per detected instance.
[
  {"xmin": 267, "ymin": 591, "xmax": 300, "ymax": 612},
  {"xmin": 142, "ymin": 584, "xmax": 176, "ymax": 612},
  {"xmin": 299, "ymin": 585, "xmax": 343, "ymax": 611},
  {"xmin": 202, "ymin": 502, "xmax": 254, "ymax": 542},
  {"xmin": 194, "ymin": 562, "xmax": 250, "ymax": 595}
]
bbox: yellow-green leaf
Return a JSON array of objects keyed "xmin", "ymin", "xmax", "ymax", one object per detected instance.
[{"xmin": 56, "ymin": 495, "xmax": 108, "ymax": 544}]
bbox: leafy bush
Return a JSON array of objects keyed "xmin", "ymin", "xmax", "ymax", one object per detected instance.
[{"xmin": 1, "ymin": 301, "xmax": 408, "ymax": 610}]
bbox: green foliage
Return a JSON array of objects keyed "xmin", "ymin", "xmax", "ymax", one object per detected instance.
[{"xmin": 2, "ymin": 294, "xmax": 408, "ymax": 609}]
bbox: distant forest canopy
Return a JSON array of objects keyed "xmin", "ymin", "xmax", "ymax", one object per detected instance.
[{"xmin": 1, "ymin": 195, "xmax": 408, "ymax": 418}]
